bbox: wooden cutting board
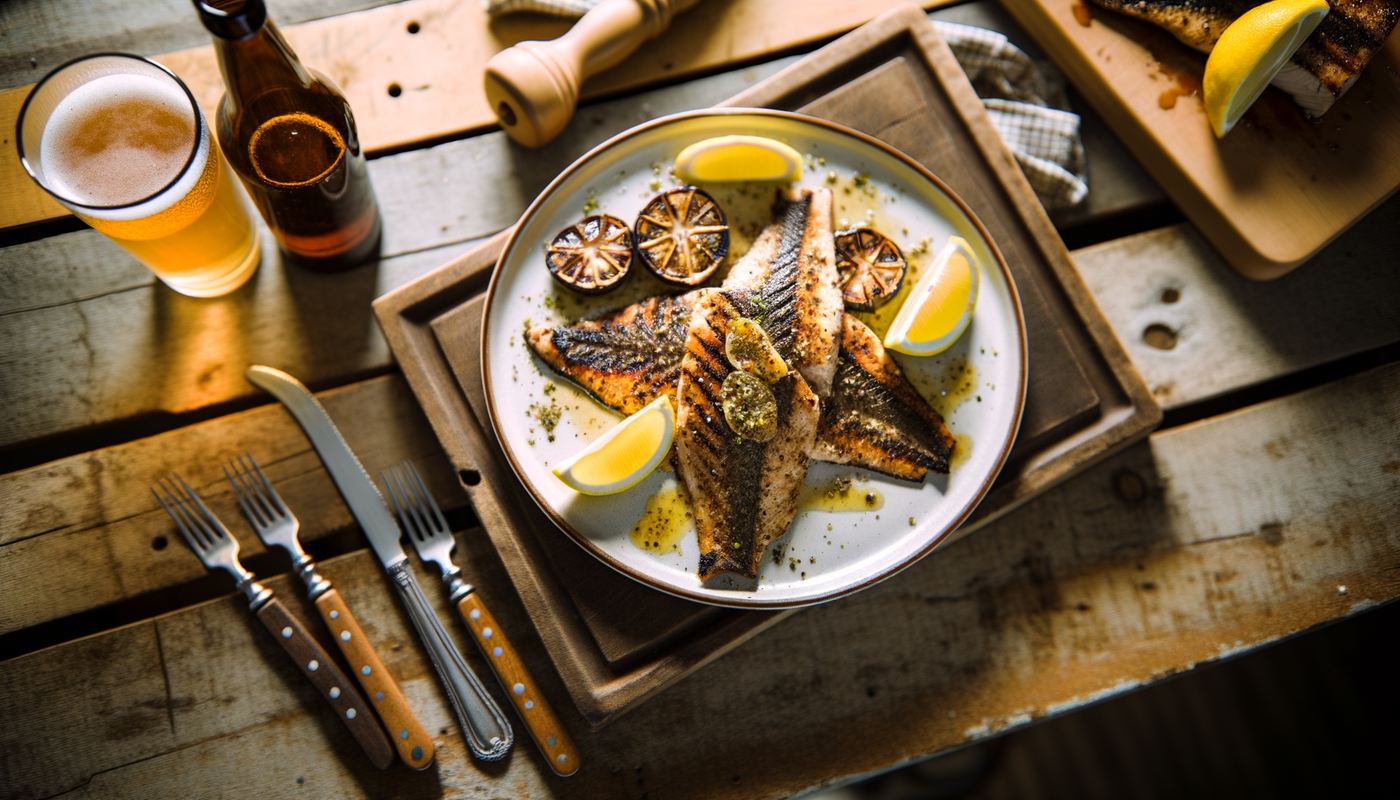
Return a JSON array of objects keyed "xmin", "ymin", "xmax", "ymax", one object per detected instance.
[
  {"xmin": 1000, "ymin": 0, "xmax": 1400, "ymax": 280},
  {"xmin": 374, "ymin": 4, "xmax": 1159, "ymax": 728}
]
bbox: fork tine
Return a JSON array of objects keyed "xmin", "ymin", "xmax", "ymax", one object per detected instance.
[
  {"xmin": 234, "ymin": 454, "xmax": 277, "ymax": 521},
  {"xmin": 162, "ymin": 475, "xmax": 213, "ymax": 547},
  {"xmin": 382, "ymin": 465, "xmax": 411, "ymax": 532},
  {"xmin": 383, "ymin": 465, "xmax": 428, "ymax": 541},
  {"xmin": 403, "ymin": 461, "xmax": 449, "ymax": 534},
  {"xmin": 152, "ymin": 480, "xmax": 206, "ymax": 552},
  {"xmin": 173, "ymin": 473, "xmax": 229, "ymax": 542},
  {"xmin": 244, "ymin": 453, "xmax": 289, "ymax": 517},
  {"xmin": 223, "ymin": 463, "xmax": 265, "ymax": 528}
]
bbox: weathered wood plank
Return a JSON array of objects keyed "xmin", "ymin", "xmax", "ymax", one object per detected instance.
[
  {"xmin": 0, "ymin": 0, "xmax": 401, "ymax": 91},
  {"xmin": 0, "ymin": 0, "xmax": 954, "ymax": 231},
  {"xmin": 6, "ymin": 361, "xmax": 1396, "ymax": 800},
  {"xmin": 1070, "ymin": 196, "xmax": 1400, "ymax": 410},
  {"xmin": 0, "ymin": 238, "xmax": 476, "ymax": 450},
  {"xmin": 1, "ymin": 545, "xmax": 554, "ymax": 799},
  {"xmin": 0, "ymin": 374, "xmax": 462, "ymax": 636}
]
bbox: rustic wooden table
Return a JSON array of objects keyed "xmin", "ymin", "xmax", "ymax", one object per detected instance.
[{"xmin": 1, "ymin": 1, "xmax": 1396, "ymax": 798}]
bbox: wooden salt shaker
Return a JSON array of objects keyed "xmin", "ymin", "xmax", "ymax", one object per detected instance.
[{"xmin": 484, "ymin": 0, "xmax": 703, "ymax": 148}]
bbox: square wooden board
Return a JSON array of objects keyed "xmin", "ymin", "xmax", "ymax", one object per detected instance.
[{"xmin": 374, "ymin": 5, "xmax": 1160, "ymax": 729}]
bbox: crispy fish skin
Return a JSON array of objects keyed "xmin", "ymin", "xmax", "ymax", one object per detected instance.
[
  {"xmin": 1086, "ymin": 0, "xmax": 1400, "ymax": 97},
  {"xmin": 526, "ymin": 293, "xmax": 697, "ymax": 416},
  {"xmin": 813, "ymin": 315, "xmax": 956, "ymax": 481},
  {"xmin": 675, "ymin": 291, "xmax": 820, "ymax": 580},
  {"xmin": 723, "ymin": 187, "xmax": 843, "ymax": 396},
  {"xmin": 530, "ymin": 299, "xmax": 956, "ymax": 481}
]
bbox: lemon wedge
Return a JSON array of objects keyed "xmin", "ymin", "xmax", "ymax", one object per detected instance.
[
  {"xmin": 1203, "ymin": 0, "xmax": 1329, "ymax": 137},
  {"xmin": 552, "ymin": 396, "xmax": 675, "ymax": 496},
  {"xmin": 883, "ymin": 237, "xmax": 979, "ymax": 357},
  {"xmin": 674, "ymin": 135, "xmax": 802, "ymax": 183}
]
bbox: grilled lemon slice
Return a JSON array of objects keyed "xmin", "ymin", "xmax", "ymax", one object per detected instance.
[
  {"xmin": 883, "ymin": 237, "xmax": 979, "ymax": 357},
  {"xmin": 552, "ymin": 396, "xmax": 674, "ymax": 496},
  {"xmin": 634, "ymin": 187, "xmax": 730, "ymax": 286},
  {"xmin": 1203, "ymin": 0, "xmax": 1329, "ymax": 137},
  {"xmin": 674, "ymin": 135, "xmax": 802, "ymax": 183}
]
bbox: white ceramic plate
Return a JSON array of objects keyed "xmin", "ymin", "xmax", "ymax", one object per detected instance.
[{"xmin": 482, "ymin": 110, "xmax": 1026, "ymax": 608}]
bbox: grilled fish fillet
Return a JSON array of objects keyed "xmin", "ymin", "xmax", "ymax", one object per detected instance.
[
  {"xmin": 673, "ymin": 291, "xmax": 821, "ymax": 580},
  {"xmin": 1087, "ymin": 0, "xmax": 1400, "ymax": 115},
  {"xmin": 528, "ymin": 303, "xmax": 956, "ymax": 481},
  {"xmin": 813, "ymin": 314, "xmax": 956, "ymax": 481},
  {"xmin": 722, "ymin": 187, "xmax": 843, "ymax": 397},
  {"xmin": 526, "ymin": 292, "xmax": 698, "ymax": 416}
]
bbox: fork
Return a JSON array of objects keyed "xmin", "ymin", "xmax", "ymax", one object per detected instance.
[
  {"xmin": 223, "ymin": 454, "xmax": 435, "ymax": 770},
  {"xmin": 381, "ymin": 460, "xmax": 581, "ymax": 777},
  {"xmin": 151, "ymin": 473, "xmax": 395, "ymax": 770}
]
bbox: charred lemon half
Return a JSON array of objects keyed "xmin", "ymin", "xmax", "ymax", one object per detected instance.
[
  {"xmin": 546, "ymin": 214, "xmax": 633, "ymax": 295},
  {"xmin": 835, "ymin": 227, "xmax": 907, "ymax": 311},
  {"xmin": 634, "ymin": 187, "xmax": 730, "ymax": 286}
]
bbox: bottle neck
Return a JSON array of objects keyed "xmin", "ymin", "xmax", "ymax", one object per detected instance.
[{"xmin": 199, "ymin": 1, "xmax": 316, "ymax": 116}]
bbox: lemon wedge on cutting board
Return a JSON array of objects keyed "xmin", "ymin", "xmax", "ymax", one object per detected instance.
[
  {"xmin": 674, "ymin": 135, "xmax": 803, "ymax": 183},
  {"xmin": 883, "ymin": 237, "xmax": 979, "ymax": 357},
  {"xmin": 553, "ymin": 396, "xmax": 675, "ymax": 495},
  {"xmin": 1203, "ymin": 0, "xmax": 1329, "ymax": 137}
]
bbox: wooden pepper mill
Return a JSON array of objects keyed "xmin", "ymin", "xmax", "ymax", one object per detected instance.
[{"xmin": 484, "ymin": 0, "xmax": 704, "ymax": 148}]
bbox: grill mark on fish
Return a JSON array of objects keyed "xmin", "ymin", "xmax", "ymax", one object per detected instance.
[
  {"xmin": 526, "ymin": 292, "xmax": 696, "ymax": 415},
  {"xmin": 813, "ymin": 315, "xmax": 956, "ymax": 481},
  {"xmin": 676, "ymin": 291, "xmax": 820, "ymax": 580},
  {"xmin": 750, "ymin": 193, "xmax": 810, "ymax": 360},
  {"xmin": 722, "ymin": 187, "xmax": 842, "ymax": 396},
  {"xmin": 698, "ymin": 335, "xmax": 728, "ymax": 370}
]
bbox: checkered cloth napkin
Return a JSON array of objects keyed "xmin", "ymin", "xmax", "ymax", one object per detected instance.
[
  {"xmin": 484, "ymin": 3, "xmax": 1089, "ymax": 209},
  {"xmin": 930, "ymin": 21, "xmax": 1088, "ymax": 209}
]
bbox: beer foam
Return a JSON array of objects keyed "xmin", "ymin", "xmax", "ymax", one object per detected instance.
[{"xmin": 40, "ymin": 73, "xmax": 210, "ymax": 221}]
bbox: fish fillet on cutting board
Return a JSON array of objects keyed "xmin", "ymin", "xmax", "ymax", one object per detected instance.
[{"xmin": 1087, "ymin": 0, "xmax": 1400, "ymax": 115}]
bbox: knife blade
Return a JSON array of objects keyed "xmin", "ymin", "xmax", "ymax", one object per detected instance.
[{"xmin": 246, "ymin": 365, "xmax": 514, "ymax": 761}]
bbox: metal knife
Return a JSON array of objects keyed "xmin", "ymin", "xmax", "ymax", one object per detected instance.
[{"xmin": 245, "ymin": 365, "xmax": 514, "ymax": 762}]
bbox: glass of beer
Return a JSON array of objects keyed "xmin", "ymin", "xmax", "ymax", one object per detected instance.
[{"xmin": 17, "ymin": 54, "xmax": 261, "ymax": 297}]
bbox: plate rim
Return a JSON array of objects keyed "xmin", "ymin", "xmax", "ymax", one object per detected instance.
[{"xmin": 481, "ymin": 107, "xmax": 1028, "ymax": 609}]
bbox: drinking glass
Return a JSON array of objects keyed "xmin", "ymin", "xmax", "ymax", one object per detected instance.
[{"xmin": 17, "ymin": 54, "xmax": 261, "ymax": 297}]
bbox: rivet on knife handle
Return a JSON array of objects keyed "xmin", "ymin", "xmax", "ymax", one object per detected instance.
[
  {"xmin": 315, "ymin": 588, "xmax": 436, "ymax": 769},
  {"xmin": 457, "ymin": 592, "xmax": 580, "ymax": 775},
  {"xmin": 390, "ymin": 560, "xmax": 514, "ymax": 760},
  {"xmin": 256, "ymin": 597, "xmax": 396, "ymax": 770}
]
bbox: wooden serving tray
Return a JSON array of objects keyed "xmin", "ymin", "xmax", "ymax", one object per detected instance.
[
  {"xmin": 1001, "ymin": 0, "xmax": 1400, "ymax": 279},
  {"xmin": 374, "ymin": 4, "xmax": 1160, "ymax": 729}
]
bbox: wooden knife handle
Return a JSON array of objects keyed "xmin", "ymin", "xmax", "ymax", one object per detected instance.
[
  {"xmin": 314, "ymin": 588, "xmax": 435, "ymax": 770},
  {"xmin": 457, "ymin": 592, "xmax": 580, "ymax": 776},
  {"xmin": 255, "ymin": 597, "xmax": 395, "ymax": 770}
]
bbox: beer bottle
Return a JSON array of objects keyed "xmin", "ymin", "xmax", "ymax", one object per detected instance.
[{"xmin": 194, "ymin": 0, "xmax": 382, "ymax": 272}]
